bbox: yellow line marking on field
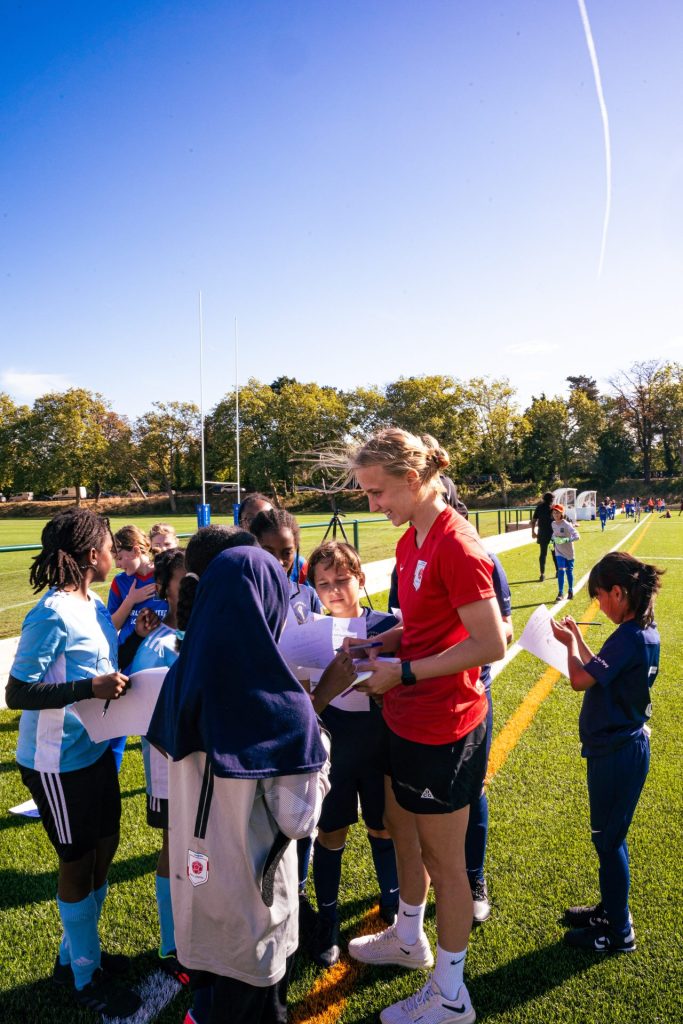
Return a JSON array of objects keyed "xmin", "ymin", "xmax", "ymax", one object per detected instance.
[{"xmin": 295, "ymin": 517, "xmax": 656, "ymax": 1023}]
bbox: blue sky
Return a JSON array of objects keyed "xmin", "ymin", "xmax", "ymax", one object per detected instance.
[{"xmin": 2, "ymin": 1, "xmax": 682, "ymax": 419}]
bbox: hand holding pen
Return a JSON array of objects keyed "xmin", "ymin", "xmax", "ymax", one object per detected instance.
[{"xmin": 91, "ymin": 672, "xmax": 130, "ymax": 716}]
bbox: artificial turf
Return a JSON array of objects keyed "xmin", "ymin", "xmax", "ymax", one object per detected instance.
[{"xmin": 1, "ymin": 514, "xmax": 681, "ymax": 1022}]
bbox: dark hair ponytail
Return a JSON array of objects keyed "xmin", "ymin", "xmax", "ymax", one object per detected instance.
[
  {"xmin": 176, "ymin": 526, "xmax": 257, "ymax": 641},
  {"xmin": 29, "ymin": 508, "xmax": 112, "ymax": 594},
  {"xmin": 153, "ymin": 548, "xmax": 185, "ymax": 600},
  {"xmin": 588, "ymin": 551, "xmax": 664, "ymax": 628}
]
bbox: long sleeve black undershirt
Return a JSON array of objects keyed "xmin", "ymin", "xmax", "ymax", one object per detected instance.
[{"xmin": 5, "ymin": 631, "xmax": 145, "ymax": 712}]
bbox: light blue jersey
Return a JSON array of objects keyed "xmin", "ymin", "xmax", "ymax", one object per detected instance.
[
  {"xmin": 12, "ymin": 589, "xmax": 118, "ymax": 773},
  {"xmin": 129, "ymin": 624, "xmax": 178, "ymax": 801}
]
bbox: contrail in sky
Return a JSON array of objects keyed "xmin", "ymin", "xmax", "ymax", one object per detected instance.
[{"xmin": 576, "ymin": 0, "xmax": 611, "ymax": 278}]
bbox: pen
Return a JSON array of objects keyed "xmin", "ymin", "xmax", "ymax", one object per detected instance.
[
  {"xmin": 574, "ymin": 622, "xmax": 603, "ymax": 626},
  {"xmin": 102, "ymin": 700, "xmax": 111, "ymax": 717},
  {"xmin": 335, "ymin": 640, "xmax": 384, "ymax": 654}
]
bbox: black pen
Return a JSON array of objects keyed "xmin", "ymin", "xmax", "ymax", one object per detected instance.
[
  {"xmin": 574, "ymin": 622, "xmax": 603, "ymax": 626},
  {"xmin": 102, "ymin": 699, "xmax": 111, "ymax": 717}
]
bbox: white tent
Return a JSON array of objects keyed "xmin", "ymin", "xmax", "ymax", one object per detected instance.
[
  {"xmin": 576, "ymin": 490, "xmax": 597, "ymax": 520},
  {"xmin": 553, "ymin": 487, "xmax": 577, "ymax": 522}
]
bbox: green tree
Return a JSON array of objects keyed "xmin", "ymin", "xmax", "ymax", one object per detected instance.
[
  {"xmin": 21, "ymin": 389, "xmax": 112, "ymax": 502},
  {"xmin": 463, "ymin": 378, "xmax": 522, "ymax": 504},
  {"xmin": 609, "ymin": 361, "xmax": 667, "ymax": 485},
  {"xmin": 383, "ymin": 376, "xmax": 476, "ymax": 477},
  {"xmin": 0, "ymin": 393, "xmax": 30, "ymax": 494},
  {"xmin": 135, "ymin": 402, "xmax": 201, "ymax": 510},
  {"xmin": 520, "ymin": 395, "xmax": 571, "ymax": 482}
]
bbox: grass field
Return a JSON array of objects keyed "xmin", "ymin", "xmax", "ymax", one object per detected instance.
[
  {"xmin": 1, "ymin": 514, "xmax": 681, "ymax": 1022},
  {"xmin": 0, "ymin": 509, "xmax": 527, "ymax": 640}
]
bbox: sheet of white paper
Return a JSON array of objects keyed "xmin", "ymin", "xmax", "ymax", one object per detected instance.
[
  {"xmin": 518, "ymin": 605, "xmax": 570, "ymax": 677},
  {"xmin": 278, "ymin": 615, "xmax": 367, "ymax": 671},
  {"xmin": 9, "ymin": 798, "xmax": 40, "ymax": 818},
  {"xmin": 72, "ymin": 667, "xmax": 168, "ymax": 743}
]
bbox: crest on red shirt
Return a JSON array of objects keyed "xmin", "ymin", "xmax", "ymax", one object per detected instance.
[
  {"xmin": 187, "ymin": 850, "xmax": 209, "ymax": 886},
  {"xmin": 413, "ymin": 559, "xmax": 427, "ymax": 591}
]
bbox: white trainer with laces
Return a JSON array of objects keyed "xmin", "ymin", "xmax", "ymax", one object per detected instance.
[
  {"xmin": 380, "ymin": 976, "xmax": 476, "ymax": 1024},
  {"xmin": 348, "ymin": 923, "xmax": 434, "ymax": 969}
]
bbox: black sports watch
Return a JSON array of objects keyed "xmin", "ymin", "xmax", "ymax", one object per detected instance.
[{"xmin": 400, "ymin": 661, "xmax": 418, "ymax": 686}]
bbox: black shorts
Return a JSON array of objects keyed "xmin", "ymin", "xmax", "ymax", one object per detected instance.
[
  {"xmin": 318, "ymin": 704, "xmax": 386, "ymax": 833},
  {"xmin": 147, "ymin": 793, "xmax": 169, "ymax": 829},
  {"xmin": 19, "ymin": 746, "xmax": 121, "ymax": 862},
  {"xmin": 383, "ymin": 720, "xmax": 487, "ymax": 815}
]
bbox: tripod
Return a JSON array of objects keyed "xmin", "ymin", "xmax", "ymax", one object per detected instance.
[
  {"xmin": 322, "ymin": 497, "xmax": 351, "ymax": 543},
  {"xmin": 320, "ymin": 497, "xmax": 373, "ymax": 609}
]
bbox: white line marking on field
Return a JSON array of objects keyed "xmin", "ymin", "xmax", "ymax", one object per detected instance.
[
  {"xmin": 102, "ymin": 970, "xmax": 181, "ymax": 1024},
  {"xmin": 0, "ymin": 599, "xmax": 36, "ymax": 613},
  {"xmin": 490, "ymin": 517, "xmax": 648, "ymax": 682}
]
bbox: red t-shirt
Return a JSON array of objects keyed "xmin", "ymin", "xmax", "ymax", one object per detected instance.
[{"xmin": 383, "ymin": 507, "xmax": 495, "ymax": 745}]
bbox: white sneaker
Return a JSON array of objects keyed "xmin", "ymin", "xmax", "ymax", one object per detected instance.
[
  {"xmin": 380, "ymin": 976, "xmax": 476, "ymax": 1023},
  {"xmin": 470, "ymin": 879, "xmax": 491, "ymax": 924},
  {"xmin": 348, "ymin": 923, "xmax": 434, "ymax": 969}
]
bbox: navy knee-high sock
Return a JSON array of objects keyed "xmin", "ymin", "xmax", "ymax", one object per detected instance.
[
  {"xmin": 465, "ymin": 791, "xmax": 489, "ymax": 883},
  {"xmin": 368, "ymin": 835, "xmax": 399, "ymax": 909},
  {"xmin": 597, "ymin": 840, "xmax": 631, "ymax": 935},
  {"xmin": 297, "ymin": 837, "xmax": 313, "ymax": 893},
  {"xmin": 313, "ymin": 840, "xmax": 344, "ymax": 922}
]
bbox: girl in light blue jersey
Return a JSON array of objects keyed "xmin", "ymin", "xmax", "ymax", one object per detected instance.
[{"xmin": 5, "ymin": 508, "xmax": 141, "ymax": 1019}]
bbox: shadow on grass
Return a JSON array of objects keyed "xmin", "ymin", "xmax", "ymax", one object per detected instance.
[
  {"xmin": 508, "ymin": 579, "xmax": 544, "ymax": 586},
  {"xmin": 0, "ymin": 718, "xmax": 19, "ymax": 732},
  {"xmin": 470, "ymin": 940, "xmax": 598, "ymax": 1016},
  {"xmin": 511, "ymin": 602, "xmax": 546, "ymax": 610},
  {"xmin": 0, "ymin": 851, "xmax": 157, "ymax": 910},
  {"xmin": 1, "ymin": 947, "xmax": 188, "ymax": 1023}
]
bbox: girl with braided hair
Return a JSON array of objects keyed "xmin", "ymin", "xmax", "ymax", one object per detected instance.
[
  {"xmin": 5, "ymin": 508, "xmax": 141, "ymax": 1018},
  {"xmin": 552, "ymin": 551, "xmax": 663, "ymax": 954}
]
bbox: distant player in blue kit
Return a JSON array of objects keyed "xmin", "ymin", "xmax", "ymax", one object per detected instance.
[
  {"xmin": 598, "ymin": 502, "xmax": 609, "ymax": 531},
  {"xmin": 551, "ymin": 551, "xmax": 663, "ymax": 953},
  {"xmin": 5, "ymin": 508, "xmax": 141, "ymax": 1018},
  {"xmin": 303, "ymin": 541, "xmax": 400, "ymax": 967}
]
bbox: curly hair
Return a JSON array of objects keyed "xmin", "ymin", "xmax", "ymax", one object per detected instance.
[{"xmin": 29, "ymin": 508, "xmax": 113, "ymax": 594}]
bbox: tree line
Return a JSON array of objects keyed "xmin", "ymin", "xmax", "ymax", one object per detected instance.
[{"xmin": 1, "ymin": 361, "xmax": 682, "ymax": 508}]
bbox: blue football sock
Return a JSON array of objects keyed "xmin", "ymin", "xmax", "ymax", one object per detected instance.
[
  {"xmin": 313, "ymin": 840, "xmax": 344, "ymax": 922},
  {"xmin": 597, "ymin": 840, "xmax": 631, "ymax": 936},
  {"xmin": 155, "ymin": 874, "xmax": 176, "ymax": 956},
  {"xmin": 465, "ymin": 791, "xmax": 489, "ymax": 883},
  {"xmin": 297, "ymin": 836, "xmax": 313, "ymax": 893},
  {"xmin": 368, "ymin": 835, "xmax": 399, "ymax": 909},
  {"xmin": 58, "ymin": 931, "xmax": 70, "ymax": 967},
  {"xmin": 93, "ymin": 880, "xmax": 108, "ymax": 922},
  {"xmin": 190, "ymin": 983, "xmax": 213, "ymax": 1024},
  {"xmin": 57, "ymin": 893, "xmax": 101, "ymax": 990},
  {"xmin": 566, "ymin": 564, "xmax": 574, "ymax": 590},
  {"xmin": 109, "ymin": 735, "xmax": 128, "ymax": 772},
  {"xmin": 557, "ymin": 566, "xmax": 565, "ymax": 593}
]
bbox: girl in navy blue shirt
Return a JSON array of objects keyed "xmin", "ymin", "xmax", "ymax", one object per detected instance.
[{"xmin": 551, "ymin": 551, "xmax": 663, "ymax": 953}]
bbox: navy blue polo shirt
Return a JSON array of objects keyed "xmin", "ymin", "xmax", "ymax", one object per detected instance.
[
  {"xmin": 580, "ymin": 619, "xmax": 660, "ymax": 757},
  {"xmin": 479, "ymin": 553, "xmax": 511, "ymax": 692}
]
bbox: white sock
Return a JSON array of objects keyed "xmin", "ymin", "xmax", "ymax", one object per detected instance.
[
  {"xmin": 433, "ymin": 944, "xmax": 467, "ymax": 1000},
  {"xmin": 395, "ymin": 898, "xmax": 426, "ymax": 944}
]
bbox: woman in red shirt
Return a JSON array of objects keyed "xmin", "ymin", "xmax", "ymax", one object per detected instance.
[{"xmin": 346, "ymin": 428, "xmax": 506, "ymax": 1024}]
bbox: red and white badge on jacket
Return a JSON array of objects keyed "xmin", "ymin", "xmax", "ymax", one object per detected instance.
[{"xmin": 187, "ymin": 850, "xmax": 209, "ymax": 886}]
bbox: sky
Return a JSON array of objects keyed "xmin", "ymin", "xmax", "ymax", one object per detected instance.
[{"xmin": 2, "ymin": 0, "xmax": 683, "ymax": 420}]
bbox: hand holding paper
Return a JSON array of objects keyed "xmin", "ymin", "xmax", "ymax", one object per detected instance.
[{"xmin": 517, "ymin": 605, "xmax": 570, "ymax": 677}]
